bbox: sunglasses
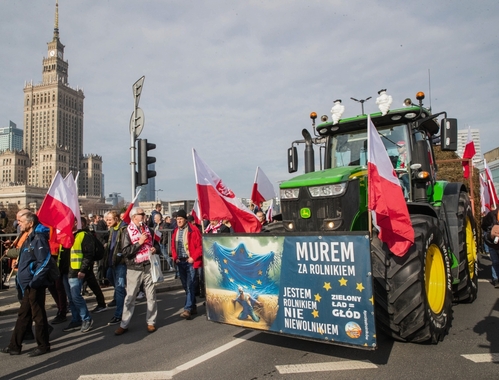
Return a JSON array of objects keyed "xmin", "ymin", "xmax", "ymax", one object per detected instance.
[{"xmin": 135, "ymin": 213, "xmax": 146, "ymax": 216}]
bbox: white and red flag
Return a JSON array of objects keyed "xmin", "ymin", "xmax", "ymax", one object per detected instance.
[
  {"xmin": 192, "ymin": 149, "xmax": 261, "ymax": 233},
  {"xmin": 122, "ymin": 188, "xmax": 142, "ymax": 225},
  {"xmin": 38, "ymin": 172, "xmax": 79, "ymax": 249},
  {"xmin": 484, "ymin": 159, "xmax": 499, "ymax": 210},
  {"xmin": 250, "ymin": 166, "xmax": 276, "ymax": 206},
  {"xmin": 154, "ymin": 229, "xmax": 162, "ymax": 243},
  {"xmin": 480, "ymin": 173, "xmax": 492, "ymax": 213},
  {"xmin": 462, "ymin": 126, "xmax": 476, "ymax": 179},
  {"xmin": 63, "ymin": 172, "xmax": 82, "ymax": 230},
  {"xmin": 265, "ymin": 199, "xmax": 274, "ymax": 223},
  {"xmin": 367, "ymin": 116, "xmax": 414, "ymax": 256},
  {"xmin": 191, "ymin": 199, "xmax": 201, "ymax": 225}
]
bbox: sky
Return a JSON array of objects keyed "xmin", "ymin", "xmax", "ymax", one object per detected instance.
[{"xmin": 1, "ymin": 1, "xmax": 498, "ymax": 202}]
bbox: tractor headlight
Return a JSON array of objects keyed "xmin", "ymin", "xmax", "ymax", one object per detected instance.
[
  {"xmin": 309, "ymin": 183, "xmax": 346, "ymax": 197},
  {"xmin": 280, "ymin": 188, "xmax": 300, "ymax": 199}
]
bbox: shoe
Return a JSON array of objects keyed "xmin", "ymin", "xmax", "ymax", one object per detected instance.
[
  {"xmin": 92, "ymin": 305, "xmax": 107, "ymax": 313},
  {"xmin": 108, "ymin": 300, "xmax": 117, "ymax": 307},
  {"xmin": 495, "ymin": 282, "xmax": 499, "ymax": 289},
  {"xmin": 51, "ymin": 314, "xmax": 67, "ymax": 324},
  {"xmin": 1, "ymin": 346, "xmax": 21, "ymax": 355},
  {"xmin": 63, "ymin": 321, "xmax": 82, "ymax": 332},
  {"xmin": 28, "ymin": 347, "xmax": 50, "ymax": 357},
  {"xmin": 136, "ymin": 291, "xmax": 145, "ymax": 300},
  {"xmin": 81, "ymin": 319, "xmax": 94, "ymax": 333},
  {"xmin": 108, "ymin": 317, "xmax": 122, "ymax": 326},
  {"xmin": 147, "ymin": 325, "xmax": 156, "ymax": 333},
  {"xmin": 180, "ymin": 310, "xmax": 191, "ymax": 319},
  {"xmin": 115, "ymin": 327, "xmax": 128, "ymax": 335}
]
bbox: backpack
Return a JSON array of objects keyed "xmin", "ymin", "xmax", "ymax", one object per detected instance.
[{"xmin": 89, "ymin": 231, "xmax": 105, "ymax": 261}]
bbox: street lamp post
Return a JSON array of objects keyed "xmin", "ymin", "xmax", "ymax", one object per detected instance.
[{"xmin": 155, "ymin": 189, "xmax": 163, "ymax": 202}]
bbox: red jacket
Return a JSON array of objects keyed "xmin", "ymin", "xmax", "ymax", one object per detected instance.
[{"xmin": 171, "ymin": 223, "xmax": 203, "ymax": 268}]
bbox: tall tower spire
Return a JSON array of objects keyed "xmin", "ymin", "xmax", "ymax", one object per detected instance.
[{"xmin": 53, "ymin": 0, "xmax": 59, "ymax": 40}]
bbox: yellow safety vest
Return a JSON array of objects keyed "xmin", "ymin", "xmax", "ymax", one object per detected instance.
[{"xmin": 70, "ymin": 232, "xmax": 86, "ymax": 270}]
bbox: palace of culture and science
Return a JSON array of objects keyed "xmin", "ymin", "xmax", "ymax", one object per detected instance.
[{"xmin": 0, "ymin": 2, "xmax": 105, "ymax": 215}]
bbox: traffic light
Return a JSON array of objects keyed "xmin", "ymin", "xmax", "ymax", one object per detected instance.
[{"xmin": 137, "ymin": 138, "xmax": 156, "ymax": 185}]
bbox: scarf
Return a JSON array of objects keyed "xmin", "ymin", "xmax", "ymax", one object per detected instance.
[
  {"xmin": 205, "ymin": 221, "xmax": 222, "ymax": 234},
  {"xmin": 127, "ymin": 222, "xmax": 152, "ymax": 264}
]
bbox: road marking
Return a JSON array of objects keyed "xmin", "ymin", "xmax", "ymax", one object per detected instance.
[
  {"xmin": 461, "ymin": 353, "xmax": 499, "ymax": 363},
  {"xmin": 276, "ymin": 360, "xmax": 377, "ymax": 374},
  {"xmin": 78, "ymin": 330, "xmax": 260, "ymax": 380},
  {"xmin": 478, "ymin": 279, "xmax": 491, "ymax": 283}
]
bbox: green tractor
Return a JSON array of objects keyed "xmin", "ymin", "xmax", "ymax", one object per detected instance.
[{"xmin": 273, "ymin": 91, "xmax": 478, "ymax": 343}]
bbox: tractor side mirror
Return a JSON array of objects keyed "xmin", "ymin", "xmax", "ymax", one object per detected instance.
[
  {"xmin": 440, "ymin": 118, "xmax": 457, "ymax": 151},
  {"xmin": 288, "ymin": 146, "xmax": 298, "ymax": 173}
]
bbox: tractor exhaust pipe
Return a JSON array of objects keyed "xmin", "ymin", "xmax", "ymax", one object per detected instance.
[{"xmin": 302, "ymin": 129, "xmax": 315, "ymax": 173}]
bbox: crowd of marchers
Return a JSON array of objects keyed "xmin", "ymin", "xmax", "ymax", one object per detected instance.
[{"xmin": 0, "ymin": 201, "xmax": 271, "ymax": 357}]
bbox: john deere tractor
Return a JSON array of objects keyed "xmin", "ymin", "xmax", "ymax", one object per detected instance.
[{"xmin": 273, "ymin": 91, "xmax": 478, "ymax": 343}]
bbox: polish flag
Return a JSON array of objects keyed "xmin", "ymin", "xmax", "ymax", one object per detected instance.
[
  {"xmin": 484, "ymin": 159, "xmax": 499, "ymax": 209},
  {"xmin": 265, "ymin": 199, "xmax": 274, "ymax": 223},
  {"xmin": 480, "ymin": 173, "xmax": 492, "ymax": 213},
  {"xmin": 250, "ymin": 167, "xmax": 276, "ymax": 206},
  {"xmin": 193, "ymin": 149, "xmax": 261, "ymax": 233},
  {"xmin": 191, "ymin": 199, "xmax": 201, "ymax": 225},
  {"xmin": 64, "ymin": 172, "xmax": 82, "ymax": 230},
  {"xmin": 122, "ymin": 188, "xmax": 142, "ymax": 225},
  {"xmin": 38, "ymin": 172, "xmax": 78, "ymax": 249},
  {"xmin": 462, "ymin": 126, "xmax": 476, "ymax": 179},
  {"xmin": 367, "ymin": 116, "xmax": 414, "ymax": 256},
  {"xmin": 154, "ymin": 229, "xmax": 162, "ymax": 243}
]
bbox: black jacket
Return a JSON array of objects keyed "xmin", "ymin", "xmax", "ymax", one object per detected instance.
[{"xmin": 482, "ymin": 209, "xmax": 499, "ymax": 250}]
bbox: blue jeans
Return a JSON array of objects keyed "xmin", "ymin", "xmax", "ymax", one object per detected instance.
[
  {"xmin": 489, "ymin": 247, "xmax": 499, "ymax": 281},
  {"xmin": 63, "ymin": 274, "xmax": 91, "ymax": 323},
  {"xmin": 177, "ymin": 261, "xmax": 197, "ymax": 311},
  {"xmin": 106, "ymin": 264, "xmax": 127, "ymax": 318}
]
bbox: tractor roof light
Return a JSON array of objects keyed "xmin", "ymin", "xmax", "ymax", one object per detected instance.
[
  {"xmin": 310, "ymin": 112, "xmax": 317, "ymax": 120},
  {"xmin": 417, "ymin": 171, "xmax": 430, "ymax": 179},
  {"xmin": 321, "ymin": 115, "xmax": 328, "ymax": 122},
  {"xmin": 416, "ymin": 91, "xmax": 425, "ymax": 101}
]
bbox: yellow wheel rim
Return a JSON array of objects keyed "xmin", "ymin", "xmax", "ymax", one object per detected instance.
[
  {"xmin": 425, "ymin": 244, "xmax": 446, "ymax": 314},
  {"xmin": 465, "ymin": 216, "xmax": 477, "ymax": 279}
]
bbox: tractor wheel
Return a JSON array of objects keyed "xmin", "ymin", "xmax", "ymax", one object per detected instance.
[
  {"xmin": 454, "ymin": 191, "xmax": 478, "ymax": 303},
  {"xmin": 372, "ymin": 214, "xmax": 453, "ymax": 343}
]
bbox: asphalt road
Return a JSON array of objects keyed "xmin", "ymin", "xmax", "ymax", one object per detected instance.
[{"xmin": 1, "ymin": 255, "xmax": 498, "ymax": 380}]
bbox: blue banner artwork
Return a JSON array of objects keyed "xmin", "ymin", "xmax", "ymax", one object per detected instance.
[{"xmin": 203, "ymin": 233, "xmax": 377, "ymax": 349}]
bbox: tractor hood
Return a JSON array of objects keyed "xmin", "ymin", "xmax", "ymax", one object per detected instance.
[{"xmin": 280, "ymin": 166, "xmax": 366, "ymax": 189}]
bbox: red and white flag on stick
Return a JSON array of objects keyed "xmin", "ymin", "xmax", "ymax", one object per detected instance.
[
  {"xmin": 367, "ymin": 116, "xmax": 414, "ymax": 256},
  {"xmin": 193, "ymin": 149, "xmax": 261, "ymax": 233},
  {"xmin": 265, "ymin": 199, "xmax": 274, "ymax": 223},
  {"xmin": 122, "ymin": 188, "xmax": 142, "ymax": 225},
  {"xmin": 250, "ymin": 166, "xmax": 276, "ymax": 206},
  {"xmin": 480, "ymin": 173, "xmax": 492, "ymax": 213},
  {"xmin": 38, "ymin": 172, "xmax": 79, "ymax": 249},
  {"xmin": 191, "ymin": 199, "xmax": 201, "ymax": 225},
  {"xmin": 462, "ymin": 126, "xmax": 476, "ymax": 179},
  {"xmin": 484, "ymin": 159, "xmax": 499, "ymax": 210}
]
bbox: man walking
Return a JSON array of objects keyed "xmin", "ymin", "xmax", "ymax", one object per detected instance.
[
  {"xmin": 115, "ymin": 207, "xmax": 159, "ymax": 335},
  {"xmin": 171, "ymin": 209, "xmax": 202, "ymax": 320},
  {"xmin": 1, "ymin": 211, "xmax": 52, "ymax": 356},
  {"xmin": 61, "ymin": 217, "xmax": 95, "ymax": 333}
]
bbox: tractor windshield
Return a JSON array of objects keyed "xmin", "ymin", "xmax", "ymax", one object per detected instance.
[{"xmin": 330, "ymin": 124, "xmax": 411, "ymax": 171}]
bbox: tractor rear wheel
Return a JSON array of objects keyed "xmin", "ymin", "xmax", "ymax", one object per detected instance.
[
  {"xmin": 372, "ymin": 214, "xmax": 453, "ymax": 343},
  {"xmin": 454, "ymin": 191, "xmax": 478, "ymax": 303}
]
